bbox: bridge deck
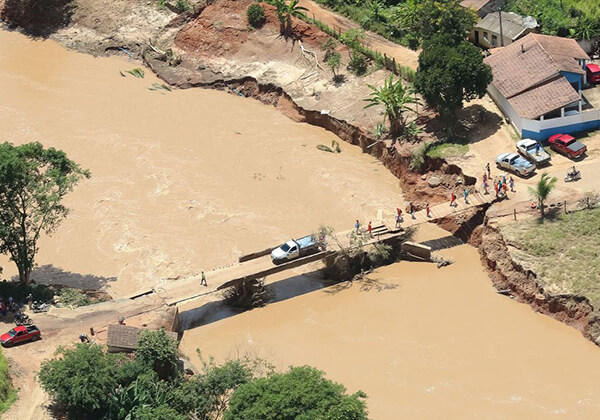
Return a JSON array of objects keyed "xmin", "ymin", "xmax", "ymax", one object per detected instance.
[{"xmin": 152, "ymin": 192, "xmax": 493, "ymax": 306}]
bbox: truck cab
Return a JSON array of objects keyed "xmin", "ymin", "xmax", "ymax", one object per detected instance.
[
  {"xmin": 586, "ymin": 64, "xmax": 600, "ymax": 84},
  {"xmin": 271, "ymin": 234, "xmax": 319, "ymax": 264}
]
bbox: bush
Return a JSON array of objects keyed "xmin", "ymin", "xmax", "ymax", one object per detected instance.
[
  {"xmin": 348, "ymin": 49, "xmax": 368, "ymax": 75},
  {"xmin": 38, "ymin": 343, "xmax": 125, "ymax": 417},
  {"xmin": 0, "ymin": 349, "xmax": 17, "ymax": 414},
  {"xmin": 136, "ymin": 329, "xmax": 180, "ymax": 380},
  {"xmin": 0, "ymin": 282, "xmax": 55, "ymax": 303},
  {"xmin": 175, "ymin": 0, "xmax": 190, "ymax": 12},
  {"xmin": 57, "ymin": 288, "xmax": 92, "ymax": 307},
  {"xmin": 224, "ymin": 366, "xmax": 369, "ymax": 420},
  {"xmin": 247, "ymin": 3, "xmax": 266, "ymax": 28}
]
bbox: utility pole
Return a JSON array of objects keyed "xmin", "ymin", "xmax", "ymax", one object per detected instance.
[{"xmin": 497, "ymin": 0, "xmax": 505, "ymax": 47}]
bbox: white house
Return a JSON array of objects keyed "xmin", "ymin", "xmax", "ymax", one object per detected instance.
[{"xmin": 485, "ymin": 33, "xmax": 600, "ymax": 140}]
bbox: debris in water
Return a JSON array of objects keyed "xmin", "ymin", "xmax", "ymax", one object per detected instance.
[
  {"xmin": 125, "ymin": 67, "xmax": 145, "ymax": 78},
  {"xmin": 119, "ymin": 70, "xmax": 126, "ymax": 77},
  {"xmin": 148, "ymin": 82, "xmax": 172, "ymax": 92}
]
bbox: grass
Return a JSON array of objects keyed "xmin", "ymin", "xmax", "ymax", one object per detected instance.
[
  {"xmin": 0, "ymin": 349, "xmax": 17, "ymax": 414},
  {"xmin": 426, "ymin": 142, "xmax": 469, "ymax": 159},
  {"xmin": 501, "ymin": 207, "xmax": 600, "ymax": 306}
]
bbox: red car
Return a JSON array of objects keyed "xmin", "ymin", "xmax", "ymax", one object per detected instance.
[
  {"xmin": 1, "ymin": 325, "xmax": 41, "ymax": 347},
  {"xmin": 587, "ymin": 63, "xmax": 600, "ymax": 84},
  {"xmin": 548, "ymin": 134, "xmax": 587, "ymax": 159}
]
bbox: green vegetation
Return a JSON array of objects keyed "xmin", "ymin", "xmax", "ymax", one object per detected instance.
[
  {"xmin": 415, "ymin": 35, "xmax": 492, "ymax": 133},
  {"xmin": 509, "ymin": 0, "xmax": 600, "ymax": 39},
  {"xmin": 0, "ymin": 282, "xmax": 55, "ymax": 302},
  {"xmin": 38, "ymin": 330, "xmax": 366, "ymax": 418},
  {"xmin": 501, "ymin": 207, "xmax": 600, "ymax": 307},
  {"xmin": 0, "ymin": 349, "xmax": 17, "ymax": 414},
  {"xmin": 426, "ymin": 141, "xmax": 468, "ymax": 159},
  {"xmin": 175, "ymin": 0, "xmax": 190, "ymax": 13},
  {"xmin": 409, "ymin": 141, "xmax": 432, "ymax": 171},
  {"xmin": 0, "ymin": 142, "xmax": 90, "ymax": 284},
  {"xmin": 267, "ymin": 0, "xmax": 308, "ymax": 37},
  {"xmin": 56, "ymin": 288, "xmax": 98, "ymax": 307},
  {"xmin": 247, "ymin": 2, "xmax": 266, "ymax": 28},
  {"xmin": 364, "ymin": 74, "xmax": 419, "ymax": 137},
  {"xmin": 326, "ymin": 50, "xmax": 343, "ymax": 79},
  {"xmin": 224, "ymin": 366, "xmax": 369, "ymax": 420},
  {"xmin": 348, "ymin": 49, "xmax": 369, "ymax": 75},
  {"xmin": 126, "ymin": 67, "xmax": 145, "ymax": 78},
  {"xmin": 528, "ymin": 172, "xmax": 558, "ymax": 219}
]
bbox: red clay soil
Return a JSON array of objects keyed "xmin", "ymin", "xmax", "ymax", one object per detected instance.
[{"xmin": 175, "ymin": 0, "xmax": 329, "ymax": 57}]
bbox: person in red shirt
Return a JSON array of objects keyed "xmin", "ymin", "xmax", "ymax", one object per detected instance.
[
  {"xmin": 426, "ymin": 203, "xmax": 431, "ymax": 218},
  {"xmin": 367, "ymin": 221, "xmax": 373, "ymax": 237},
  {"xmin": 450, "ymin": 192, "xmax": 456, "ymax": 207}
]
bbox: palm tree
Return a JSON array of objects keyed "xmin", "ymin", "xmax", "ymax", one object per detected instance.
[
  {"xmin": 364, "ymin": 75, "xmax": 419, "ymax": 138},
  {"xmin": 270, "ymin": 0, "xmax": 308, "ymax": 38},
  {"xmin": 528, "ymin": 172, "xmax": 557, "ymax": 220}
]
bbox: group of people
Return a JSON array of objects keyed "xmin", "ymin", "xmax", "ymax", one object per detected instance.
[
  {"xmin": 482, "ymin": 169, "xmax": 515, "ymax": 199},
  {"xmin": 0, "ymin": 296, "xmax": 31, "ymax": 325}
]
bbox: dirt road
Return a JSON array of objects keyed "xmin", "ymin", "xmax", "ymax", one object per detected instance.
[{"xmin": 299, "ymin": 0, "xmax": 419, "ymax": 70}]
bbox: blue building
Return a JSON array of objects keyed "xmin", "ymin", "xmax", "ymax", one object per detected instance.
[{"xmin": 485, "ymin": 33, "xmax": 600, "ymax": 140}]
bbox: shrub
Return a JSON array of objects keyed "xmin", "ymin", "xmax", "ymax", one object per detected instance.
[
  {"xmin": 0, "ymin": 349, "xmax": 17, "ymax": 413},
  {"xmin": 176, "ymin": 0, "xmax": 190, "ymax": 12},
  {"xmin": 247, "ymin": 3, "xmax": 266, "ymax": 28},
  {"xmin": 57, "ymin": 288, "xmax": 92, "ymax": 307},
  {"xmin": 348, "ymin": 49, "xmax": 368, "ymax": 75}
]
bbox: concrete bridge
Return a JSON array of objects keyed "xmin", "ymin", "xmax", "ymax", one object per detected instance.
[{"xmin": 149, "ymin": 191, "xmax": 494, "ymax": 306}]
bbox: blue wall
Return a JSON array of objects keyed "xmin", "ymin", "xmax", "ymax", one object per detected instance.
[
  {"xmin": 522, "ymin": 119, "xmax": 600, "ymax": 141},
  {"xmin": 560, "ymin": 71, "xmax": 583, "ymax": 91}
]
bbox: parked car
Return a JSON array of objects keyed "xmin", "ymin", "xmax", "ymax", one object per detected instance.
[
  {"xmin": 516, "ymin": 139, "xmax": 551, "ymax": 166},
  {"xmin": 495, "ymin": 153, "xmax": 535, "ymax": 177},
  {"xmin": 1, "ymin": 325, "xmax": 41, "ymax": 347},
  {"xmin": 271, "ymin": 234, "xmax": 320, "ymax": 264},
  {"xmin": 548, "ymin": 134, "xmax": 587, "ymax": 159},
  {"xmin": 586, "ymin": 63, "xmax": 600, "ymax": 84}
]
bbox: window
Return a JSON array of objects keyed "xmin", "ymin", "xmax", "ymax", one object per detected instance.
[
  {"xmin": 492, "ymin": 35, "xmax": 498, "ymax": 47},
  {"xmin": 483, "ymin": 31, "xmax": 488, "ymax": 41}
]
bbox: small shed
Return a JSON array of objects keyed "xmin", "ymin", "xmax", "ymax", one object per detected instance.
[{"xmin": 107, "ymin": 324, "xmax": 178, "ymax": 353}]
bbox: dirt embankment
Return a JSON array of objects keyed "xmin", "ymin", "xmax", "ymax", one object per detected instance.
[{"xmin": 471, "ymin": 223, "xmax": 600, "ymax": 345}]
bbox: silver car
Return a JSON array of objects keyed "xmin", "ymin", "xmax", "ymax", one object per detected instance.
[{"xmin": 495, "ymin": 153, "xmax": 535, "ymax": 177}]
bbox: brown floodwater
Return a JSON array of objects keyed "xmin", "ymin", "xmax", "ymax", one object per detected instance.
[
  {"xmin": 3, "ymin": 29, "xmax": 600, "ymax": 419},
  {"xmin": 0, "ymin": 29, "xmax": 402, "ymax": 296}
]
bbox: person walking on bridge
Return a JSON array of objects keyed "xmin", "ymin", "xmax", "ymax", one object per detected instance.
[
  {"xmin": 201, "ymin": 271, "xmax": 207, "ymax": 287},
  {"xmin": 463, "ymin": 188, "xmax": 469, "ymax": 204},
  {"xmin": 450, "ymin": 192, "xmax": 456, "ymax": 207},
  {"xmin": 426, "ymin": 203, "xmax": 431, "ymax": 218},
  {"xmin": 355, "ymin": 219, "xmax": 360, "ymax": 234},
  {"xmin": 367, "ymin": 221, "xmax": 373, "ymax": 237},
  {"xmin": 486, "ymin": 162, "xmax": 491, "ymax": 178},
  {"xmin": 409, "ymin": 202, "xmax": 416, "ymax": 219}
]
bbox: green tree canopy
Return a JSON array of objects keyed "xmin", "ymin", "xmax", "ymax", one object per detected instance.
[
  {"xmin": 414, "ymin": 36, "xmax": 492, "ymax": 132},
  {"xmin": 414, "ymin": 0, "xmax": 477, "ymax": 44},
  {"xmin": 38, "ymin": 343, "xmax": 124, "ymax": 417},
  {"xmin": 136, "ymin": 329, "xmax": 180, "ymax": 380},
  {"xmin": 0, "ymin": 142, "xmax": 89, "ymax": 283},
  {"xmin": 224, "ymin": 365, "xmax": 369, "ymax": 420}
]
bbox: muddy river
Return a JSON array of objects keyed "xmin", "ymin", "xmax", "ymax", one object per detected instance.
[{"xmin": 3, "ymin": 29, "xmax": 600, "ymax": 418}]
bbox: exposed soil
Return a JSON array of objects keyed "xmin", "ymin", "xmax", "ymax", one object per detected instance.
[{"xmin": 471, "ymin": 222, "xmax": 600, "ymax": 344}]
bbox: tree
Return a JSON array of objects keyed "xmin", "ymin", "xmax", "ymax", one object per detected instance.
[
  {"xmin": 171, "ymin": 358, "xmax": 256, "ymax": 419},
  {"xmin": 0, "ymin": 142, "xmax": 89, "ymax": 283},
  {"xmin": 269, "ymin": 0, "xmax": 308, "ymax": 38},
  {"xmin": 414, "ymin": 0, "xmax": 477, "ymax": 44},
  {"xmin": 327, "ymin": 51, "xmax": 343, "ymax": 81},
  {"xmin": 321, "ymin": 37, "xmax": 338, "ymax": 61},
  {"xmin": 136, "ymin": 329, "xmax": 180, "ymax": 380},
  {"xmin": 364, "ymin": 74, "xmax": 419, "ymax": 138},
  {"xmin": 414, "ymin": 36, "xmax": 492, "ymax": 133},
  {"xmin": 38, "ymin": 343, "xmax": 124, "ymax": 417},
  {"xmin": 528, "ymin": 172, "xmax": 557, "ymax": 220},
  {"xmin": 224, "ymin": 366, "xmax": 369, "ymax": 420}
]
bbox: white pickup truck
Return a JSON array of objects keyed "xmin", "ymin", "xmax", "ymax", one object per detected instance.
[
  {"xmin": 271, "ymin": 234, "xmax": 320, "ymax": 264},
  {"xmin": 516, "ymin": 139, "xmax": 551, "ymax": 166}
]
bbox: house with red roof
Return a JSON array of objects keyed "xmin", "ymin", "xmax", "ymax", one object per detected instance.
[{"xmin": 485, "ymin": 33, "xmax": 600, "ymax": 140}]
